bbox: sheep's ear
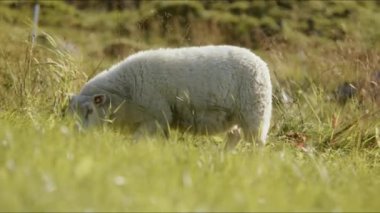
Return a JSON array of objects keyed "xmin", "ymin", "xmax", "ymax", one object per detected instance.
[{"xmin": 93, "ymin": 94, "xmax": 107, "ymax": 106}]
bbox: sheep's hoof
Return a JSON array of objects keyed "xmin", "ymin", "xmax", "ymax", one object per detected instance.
[{"xmin": 224, "ymin": 126, "xmax": 242, "ymax": 151}]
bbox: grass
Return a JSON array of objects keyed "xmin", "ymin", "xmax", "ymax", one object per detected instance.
[
  {"xmin": 0, "ymin": 118, "xmax": 379, "ymax": 212},
  {"xmin": 0, "ymin": 1, "xmax": 380, "ymax": 212}
]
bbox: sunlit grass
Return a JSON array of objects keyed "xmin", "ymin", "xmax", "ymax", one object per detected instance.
[{"xmin": 0, "ymin": 117, "xmax": 379, "ymax": 211}]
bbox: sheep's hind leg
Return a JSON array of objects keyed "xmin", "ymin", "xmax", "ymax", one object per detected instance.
[
  {"xmin": 240, "ymin": 122, "xmax": 265, "ymax": 148},
  {"xmin": 224, "ymin": 125, "xmax": 242, "ymax": 151},
  {"xmin": 238, "ymin": 96, "xmax": 271, "ymax": 146}
]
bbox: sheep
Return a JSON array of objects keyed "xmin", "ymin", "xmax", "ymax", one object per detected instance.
[{"xmin": 68, "ymin": 45, "xmax": 272, "ymax": 147}]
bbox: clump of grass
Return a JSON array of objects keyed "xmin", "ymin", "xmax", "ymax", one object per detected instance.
[{"xmin": 0, "ymin": 24, "xmax": 86, "ymax": 119}]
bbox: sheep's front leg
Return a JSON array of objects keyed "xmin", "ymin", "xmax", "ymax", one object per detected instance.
[
  {"xmin": 132, "ymin": 120, "xmax": 169, "ymax": 142},
  {"xmin": 129, "ymin": 96, "xmax": 172, "ymax": 142}
]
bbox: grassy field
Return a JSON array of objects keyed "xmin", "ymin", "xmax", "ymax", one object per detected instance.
[{"xmin": 0, "ymin": 1, "xmax": 380, "ymax": 212}]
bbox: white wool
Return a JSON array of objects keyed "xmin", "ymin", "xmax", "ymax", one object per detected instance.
[{"xmin": 76, "ymin": 45, "xmax": 272, "ymax": 144}]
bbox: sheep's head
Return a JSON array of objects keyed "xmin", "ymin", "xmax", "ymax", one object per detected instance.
[{"xmin": 68, "ymin": 94, "xmax": 110, "ymax": 129}]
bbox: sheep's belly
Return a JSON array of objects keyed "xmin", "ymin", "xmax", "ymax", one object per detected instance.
[{"xmin": 172, "ymin": 108, "xmax": 235, "ymax": 135}]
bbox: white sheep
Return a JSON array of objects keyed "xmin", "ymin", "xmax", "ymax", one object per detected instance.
[{"xmin": 69, "ymin": 45, "xmax": 272, "ymax": 147}]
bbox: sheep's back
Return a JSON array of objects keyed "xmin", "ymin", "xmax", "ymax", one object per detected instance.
[{"xmin": 124, "ymin": 46, "xmax": 264, "ymax": 106}]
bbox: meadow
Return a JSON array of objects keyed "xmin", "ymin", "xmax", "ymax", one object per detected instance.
[{"xmin": 0, "ymin": 1, "xmax": 379, "ymax": 211}]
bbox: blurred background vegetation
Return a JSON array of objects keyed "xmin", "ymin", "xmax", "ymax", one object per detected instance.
[
  {"xmin": 3, "ymin": 0, "xmax": 380, "ymax": 48},
  {"xmin": 1, "ymin": 0, "xmax": 379, "ymax": 94}
]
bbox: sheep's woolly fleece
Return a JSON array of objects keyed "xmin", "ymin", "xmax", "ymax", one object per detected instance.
[{"xmin": 74, "ymin": 45, "xmax": 272, "ymax": 143}]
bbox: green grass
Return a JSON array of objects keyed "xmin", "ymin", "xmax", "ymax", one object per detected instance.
[
  {"xmin": 0, "ymin": 118, "xmax": 379, "ymax": 212},
  {"xmin": 0, "ymin": 1, "xmax": 380, "ymax": 212}
]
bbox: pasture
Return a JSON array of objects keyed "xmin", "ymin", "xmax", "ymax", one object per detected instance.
[{"xmin": 0, "ymin": 1, "xmax": 379, "ymax": 211}]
